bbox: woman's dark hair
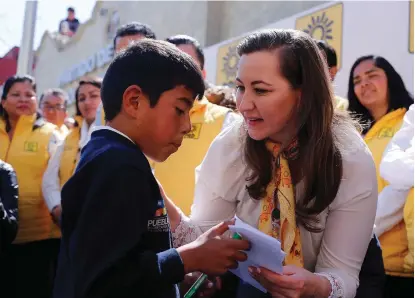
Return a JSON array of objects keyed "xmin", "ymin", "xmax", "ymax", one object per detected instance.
[
  {"xmin": 347, "ymin": 55, "xmax": 413, "ymax": 134},
  {"xmin": 237, "ymin": 29, "xmax": 346, "ymax": 232},
  {"xmin": 74, "ymin": 77, "xmax": 103, "ymax": 116},
  {"xmin": 0, "ymin": 75, "xmax": 36, "ymax": 132}
]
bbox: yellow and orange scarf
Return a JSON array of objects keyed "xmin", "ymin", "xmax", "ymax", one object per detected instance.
[{"xmin": 258, "ymin": 139, "xmax": 304, "ymax": 267}]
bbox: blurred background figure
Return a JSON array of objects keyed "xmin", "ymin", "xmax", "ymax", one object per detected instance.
[
  {"xmin": 348, "ymin": 55, "xmax": 414, "ymax": 298},
  {"xmin": 43, "ymin": 77, "xmax": 102, "ymax": 226},
  {"xmin": 59, "ymin": 7, "xmax": 80, "ymax": 37},
  {"xmin": 0, "ymin": 75, "xmax": 62, "ymax": 298},
  {"xmin": 39, "ymin": 88, "xmax": 69, "ymax": 137}
]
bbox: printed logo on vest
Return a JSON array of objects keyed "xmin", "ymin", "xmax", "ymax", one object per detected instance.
[
  {"xmin": 378, "ymin": 127, "xmax": 395, "ymax": 139},
  {"xmin": 184, "ymin": 123, "xmax": 202, "ymax": 139},
  {"xmin": 24, "ymin": 141, "xmax": 38, "ymax": 152},
  {"xmin": 147, "ymin": 199, "xmax": 169, "ymax": 233}
]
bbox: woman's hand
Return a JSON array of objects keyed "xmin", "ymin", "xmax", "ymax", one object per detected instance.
[{"xmin": 249, "ymin": 265, "xmax": 332, "ymax": 298}]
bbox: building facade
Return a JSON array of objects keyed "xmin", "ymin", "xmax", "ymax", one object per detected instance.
[
  {"xmin": 34, "ymin": 1, "xmax": 324, "ymax": 113},
  {"xmin": 34, "ymin": 1, "xmax": 413, "ymax": 114}
]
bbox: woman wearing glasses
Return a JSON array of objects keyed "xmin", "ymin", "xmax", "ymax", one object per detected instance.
[
  {"xmin": 43, "ymin": 77, "xmax": 102, "ymax": 225},
  {"xmin": 39, "ymin": 88, "xmax": 70, "ymax": 137}
]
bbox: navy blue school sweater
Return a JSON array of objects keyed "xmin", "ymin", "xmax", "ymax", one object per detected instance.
[{"xmin": 53, "ymin": 128, "xmax": 185, "ymax": 298}]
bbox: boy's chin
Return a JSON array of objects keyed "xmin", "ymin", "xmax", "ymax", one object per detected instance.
[{"xmin": 148, "ymin": 147, "xmax": 178, "ymax": 163}]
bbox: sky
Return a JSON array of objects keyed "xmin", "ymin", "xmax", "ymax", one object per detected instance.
[{"xmin": 0, "ymin": 0, "xmax": 96, "ymax": 56}]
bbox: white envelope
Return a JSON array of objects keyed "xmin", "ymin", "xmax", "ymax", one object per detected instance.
[{"xmin": 229, "ymin": 216, "xmax": 286, "ymax": 293}]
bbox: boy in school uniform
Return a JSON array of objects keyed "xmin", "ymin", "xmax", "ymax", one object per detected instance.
[{"xmin": 53, "ymin": 40, "xmax": 249, "ymax": 298}]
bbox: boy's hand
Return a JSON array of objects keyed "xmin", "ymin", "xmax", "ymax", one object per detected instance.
[
  {"xmin": 51, "ymin": 205, "xmax": 62, "ymax": 227},
  {"xmin": 180, "ymin": 272, "xmax": 222, "ymax": 298},
  {"xmin": 177, "ymin": 221, "xmax": 250, "ymax": 276}
]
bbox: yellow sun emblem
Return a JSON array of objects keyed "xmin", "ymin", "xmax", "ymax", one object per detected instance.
[
  {"xmin": 295, "ymin": 3, "xmax": 343, "ymax": 68},
  {"xmin": 221, "ymin": 44, "xmax": 239, "ymax": 87},
  {"xmin": 303, "ymin": 12, "xmax": 333, "ymax": 42},
  {"xmin": 215, "ymin": 38, "xmax": 244, "ymax": 86}
]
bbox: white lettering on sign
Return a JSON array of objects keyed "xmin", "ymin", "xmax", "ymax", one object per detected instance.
[{"xmin": 59, "ymin": 44, "xmax": 114, "ymax": 87}]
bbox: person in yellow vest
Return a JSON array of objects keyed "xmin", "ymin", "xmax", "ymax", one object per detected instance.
[
  {"xmin": 95, "ymin": 22, "xmax": 157, "ymax": 127},
  {"xmin": 39, "ymin": 88, "xmax": 70, "ymax": 137},
  {"xmin": 157, "ymin": 34, "xmax": 238, "ymax": 215},
  {"xmin": 375, "ymin": 104, "xmax": 414, "ymax": 298},
  {"xmin": 0, "ymin": 75, "xmax": 62, "ymax": 297},
  {"xmin": 43, "ymin": 77, "xmax": 102, "ymax": 224},
  {"xmin": 315, "ymin": 39, "xmax": 349, "ymax": 111},
  {"xmin": 348, "ymin": 55, "xmax": 414, "ymax": 297}
]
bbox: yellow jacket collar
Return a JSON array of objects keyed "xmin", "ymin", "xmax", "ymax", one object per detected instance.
[
  {"xmin": 74, "ymin": 116, "xmax": 84, "ymax": 128},
  {"xmin": 0, "ymin": 114, "xmax": 39, "ymax": 133},
  {"xmin": 366, "ymin": 108, "xmax": 407, "ymax": 139}
]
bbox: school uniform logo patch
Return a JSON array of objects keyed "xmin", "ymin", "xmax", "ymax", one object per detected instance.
[
  {"xmin": 184, "ymin": 123, "xmax": 202, "ymax": 139},
  {"xmin": 147, "ymin": 199, "xmax": 169, "ymax": 232}
]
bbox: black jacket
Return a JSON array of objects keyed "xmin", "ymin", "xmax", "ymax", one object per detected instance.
[
  {"xmin": 53, "ymin": 129, "xmax": 184, "ymax": 298},
  {"xmin": 0, "ymin": 160, "xmax": 18, "ymax": 252}
]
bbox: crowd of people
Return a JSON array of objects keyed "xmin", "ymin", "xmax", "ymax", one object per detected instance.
[{"xmin": 0, "ymin": 20, "xmax": 413, "ymax": 298}]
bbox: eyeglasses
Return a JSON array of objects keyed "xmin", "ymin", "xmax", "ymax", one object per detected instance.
[{"xmin": 41, "ymin": 104, "xmax": 66, "ymax": 112}]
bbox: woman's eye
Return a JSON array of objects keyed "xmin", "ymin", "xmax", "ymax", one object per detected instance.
[
  {"xmin": 254, "ymin": 88, "xmax": 268, "ymax": 95},
  {"xmin": 235, "ymin": 86, "xmax": 245, "ymax": 92}
]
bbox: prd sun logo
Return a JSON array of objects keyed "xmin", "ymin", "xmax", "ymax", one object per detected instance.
[
  {"xmin": 215, "ymin": 38, "xmax": 244, "ymax": 86},
  {"xmin": 295, "ymin": 3, "xmax": 343, "ymax": 68},
  {"xmin": 303, "ymin": 12, "xmax": 333, "ymax": 42},
  {"xmin": 221, "ymin": 44, "xmax": 239, "ymax": 87}
]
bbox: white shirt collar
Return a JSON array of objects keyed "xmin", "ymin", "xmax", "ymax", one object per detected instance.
[{"xmin": 91, "ymin": 125, "xmax": 135, "ymax": 144}]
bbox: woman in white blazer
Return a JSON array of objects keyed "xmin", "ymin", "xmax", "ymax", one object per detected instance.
[{"xmin": 165, "ymin": 29, "xmax": 378, "ymax": 298}]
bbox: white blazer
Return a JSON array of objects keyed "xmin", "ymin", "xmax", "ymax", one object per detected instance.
[{"xmin": 174, "ymin": 116, "xmax": 378, "ymax": 298}]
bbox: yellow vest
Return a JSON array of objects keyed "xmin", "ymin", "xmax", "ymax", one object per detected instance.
[
  {"xmin": 59, "ymin": 116, "xmax": 83, "ymax": 188},
  {"xmin": 154, "ymin": 99, "xmax": 229, "ymax": 215},
  {"xmin": 364, "ymin": 108, "xmax": 412, "ymax": 277},
  {"xmin": 403, "ymin": 188, "xmax": 414, "ymax": 273},
  {"xmin": 0, "ymin": 115, "xmax": 61, "ymax": 244}
]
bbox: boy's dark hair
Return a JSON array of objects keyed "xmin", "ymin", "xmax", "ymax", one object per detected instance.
[
  {"xmin": 315, "ymin": 40, "xmax": 337, "ymax": 68},
  {"xmin": 68, "ymin": 7, "xmax": 75, "ymax": 13},
  {"xmin": 101, "ymin": 39, "xmax": 205, "ymax": 121},
  {"xmin": 75, "ymin": 77, "xmax": 103, "ymax": 116},
  {"xmin": 39, "ymin": 88, "xmax": 69, "ymax": 108},
  {"xmin": 113, "ymin": 22, "xmax": 156, "ymax": 49},
  {"xmin": 165, "ymin": 35, "xmax": 205, "ymax": 70}
]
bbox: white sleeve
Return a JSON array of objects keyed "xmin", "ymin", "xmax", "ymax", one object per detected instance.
[
  {"xmin": 375, "ymin": 105, "xmax": 414, "ymax": 237},
  {"xmin": 43, "ymin": 138, "xmax": 65, "ymax": 212},
  {"xmin": 380, "ymin": 104, "xmax": 414, "ymax": 189},
  {"xmin": 172, "ymin": 120, "xmax": 245, "ymax": 246},
  {"xmin": 375, "ymin": 186, "xmax": 408, "ymax": 237},
  {"xmin": 221, "ymin": 111, "xmax": 241, "ymax": 131},
  {"xmin": 314, "ymin": 135, "xmax": 378, "ymax": 298},
  {"xmin": 190, "ymin": 120, "xmax": 246, "ymax": 231},
  {"xmin": 48, "ymin": 129, "xmax": 64, "ymax": 156}
]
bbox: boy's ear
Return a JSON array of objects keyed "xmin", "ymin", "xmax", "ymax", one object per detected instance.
[{"xmin": 122, "ymin": 85, "xmax": 147, "ymax": 118}]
